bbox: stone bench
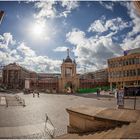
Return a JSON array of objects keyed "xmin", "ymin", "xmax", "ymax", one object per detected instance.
[{"xmin": 66, "ymin": 106, "xmax": 140, "ymax": 133}]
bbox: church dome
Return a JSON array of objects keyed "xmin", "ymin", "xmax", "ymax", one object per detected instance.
[
  {"xmin": 63, "ymin": 49, "xmax": 73, "ymax": 63},
  {"xmin": 65, "ymin": 56, "xmax": 72, "ymax": 63}
]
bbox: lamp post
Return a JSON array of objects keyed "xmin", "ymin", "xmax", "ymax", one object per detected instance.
[{"xmin": 0, "ymin": 10, "xmax": 4, "ymax": 25}]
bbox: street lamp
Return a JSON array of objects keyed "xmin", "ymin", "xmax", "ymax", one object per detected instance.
[{"xmin": 0, "ymin": 10, "xmax": 4, "ymax": 25}]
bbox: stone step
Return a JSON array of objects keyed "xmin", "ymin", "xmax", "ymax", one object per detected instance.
[
  {"xmin": 85, "ymin": 124, "xmax": 128, "ymax": 139},
  {"xmin": 122, "ymin": 122, "xmax": 140, "ymax": 138},
  {"xmin": 93, "ymin": 129, "xmax": 114, "ymax": 139},
  {"xmin": 103, "ymin": 125, "xmax": 128, "ymax": 139},
  {"xmin": 57, "ymin": 123, "xmax": 133, "ymax": 139}
]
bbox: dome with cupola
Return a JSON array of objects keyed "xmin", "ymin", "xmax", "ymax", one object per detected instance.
[{"xmin": 64, "ymin": 49, "xmax": 73, "ymax": 63}]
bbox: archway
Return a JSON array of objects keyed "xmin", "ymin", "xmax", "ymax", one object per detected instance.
[{"xmin": 65, "ymin": 81, "xmax": 73, "ymax": 93}]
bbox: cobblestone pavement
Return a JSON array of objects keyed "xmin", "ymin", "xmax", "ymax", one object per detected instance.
[{"xmin": 0, "ymin": 92, "xmax": 140, "ymax": 138}]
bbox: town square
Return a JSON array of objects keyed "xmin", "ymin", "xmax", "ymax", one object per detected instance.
[{"xmin": 0, "ymin": 1, "xmax": 140, "ymax": 139}]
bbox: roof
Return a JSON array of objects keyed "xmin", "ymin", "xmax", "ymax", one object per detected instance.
[{"xmin": 64, "ymin": 56, "xmax": 72, "ymax": 63}]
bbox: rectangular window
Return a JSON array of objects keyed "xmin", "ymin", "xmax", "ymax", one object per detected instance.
[
  {"xmin": 65, "ymin": 68, "xmax": 72, "ymax": 77},
  {"xmin": 138, "ymin": 69, "xmax": 140, "ymax": 76}
]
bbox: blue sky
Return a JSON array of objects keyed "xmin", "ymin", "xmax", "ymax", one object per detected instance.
[{"xmin": 0, "ymin": 1, "xmax": 140, "ymax": 73}]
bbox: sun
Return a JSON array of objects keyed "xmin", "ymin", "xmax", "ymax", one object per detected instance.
[
  {"xmin": 27, "ymin": 20, "xmax": 51, "ymax": 41},
  {"xmin": 32, "ymin": 23, "xmax": 44, "ymax": 37}
]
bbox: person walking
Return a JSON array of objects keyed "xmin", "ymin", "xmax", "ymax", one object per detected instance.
[
  {"xmin": 33, "ymin": 92, "xmax": 35, "ymax": 98},
  {"xmin": 37, "ymin": 91, "xmax": 40, "ymax": 98},
  {"xmin": 97, "ymin": 89, "xmax": 99, "ymax": 97}
]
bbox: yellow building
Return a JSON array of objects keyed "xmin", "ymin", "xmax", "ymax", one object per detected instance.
[
  {"xmin": 59, "ymin": 49, "xmax": 79, "ymax": 93},
  {"xmin": 108, "ymin": 48, "xmax": 140, "ymax": 90}
]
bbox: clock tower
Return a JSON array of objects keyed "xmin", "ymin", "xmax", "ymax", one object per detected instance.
[{"xmin": 59, "ymin": 49, "xmax": 79, "ymax": 93}]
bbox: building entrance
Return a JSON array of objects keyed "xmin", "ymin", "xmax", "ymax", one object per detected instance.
[{"xmin": 65, "ymin": 82, "xmax": 73, "ymax": 93}]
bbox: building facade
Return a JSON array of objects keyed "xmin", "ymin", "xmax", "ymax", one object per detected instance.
[
  {"xmin": 79, "ymin": 69, "xmax": 109, "ymax": 89},
  {"xmin": 2, "ymin": 63, "xmax": 30, "ymax": 89},
  {"xmin": 26, "ymin": 73, "xmax": 60, "ymax": 93},
  {"xmin": 108, "ymin": 50, "xmax": 140, "ymax": 90}
]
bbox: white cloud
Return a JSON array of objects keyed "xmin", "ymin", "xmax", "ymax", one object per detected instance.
[
  {"xmin": 0, "ymin": 32, "xmax": 62, "ymax": 73},
  {"xmin": 19, "ymin": 55, "xmax": 61, "ymax": 73},
  {"xmin": 66, "ymin": 28, "xmax": 86, "ymax": 45},
  {"xmin": 17, "ymin": 42, "xmax": 36, "ymax": 57},
  {"xmin": 88, "ymin": 17, "xmax": 131, "ymax": 34},
  {"xmin": 121, "ymin": 34, "xmax": 140, "ymax": 50},
  {"xmin": 16, "ymin": 43, "xmax": 62, "ymax": 72},
  {"xmin": 88, "ymin": 20, "xmax": 106, "ymax": 33},
  {"xmin": 61, "ymin": 1, "xmax": 79, "ymax": 11},
  {"xmin": 99, "ymin": 1, "xmax": 114, "ymax": 11},
  {"xmin": 119, "ymin": 2, "xmax": 140, "ymax": 50},
  {"xmin": 3, "ymin": 33, "xmax": 16, "ymax": 46},
  {"xmin": 34, "ymin": 1, "xmax": 79, "ymax": 19},
  {"xmin": 123, "ymin": 2, "xmax": 140, "ymax": 37},
  {"xmin": 66, "ymin": 28, "xmax": 123, "ymax": 73},
  {"xmin": 53, "ymin": 46, "xmax": 68, "ymax": 52},
  {"xmin": 34, "ymin": 1, "xmax": 57, "ymax": 19},
  {"xmin": 0, "ymin": 32, "xmax": 16, "ymax": 49},
  {"xmin": 60, "ymin": 1, "xmax": 79, "ymax": 17}
]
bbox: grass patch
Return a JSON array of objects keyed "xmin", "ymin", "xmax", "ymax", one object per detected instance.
[{"xmin": 77, "ymin": 86, "xmax": 111, "ymax": 94}]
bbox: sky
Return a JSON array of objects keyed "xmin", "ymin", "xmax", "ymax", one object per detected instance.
[{"xmin": 0, "ymin": 1, "xmax": 140, "ymax": 73}]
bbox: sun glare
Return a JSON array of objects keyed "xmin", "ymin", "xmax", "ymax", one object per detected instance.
[
  {"xmin": 32, "ymin": 23, "xmax": 44, "ymax": 36},
  {"xmin": 27, "ymin": 20, "xmax": 52, "ymax": 41}
]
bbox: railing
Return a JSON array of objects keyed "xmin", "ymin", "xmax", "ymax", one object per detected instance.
[{"xmin": 44, "ymin": 113, "xmax": 55, "ymax": 138}]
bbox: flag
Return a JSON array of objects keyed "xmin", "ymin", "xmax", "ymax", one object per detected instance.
[{"xmin": 0, "ymin": 10, "xmax": 4, "ymax": 24}]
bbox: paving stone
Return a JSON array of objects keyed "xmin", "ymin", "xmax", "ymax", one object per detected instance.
[{"xmin": 0, "ymin": 92, "xmax": 140, "ymax": 138}]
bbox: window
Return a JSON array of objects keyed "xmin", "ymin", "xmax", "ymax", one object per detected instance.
[
  {"xmin": 123, "ymin": 60, "xmax": 126, "ymax": 66},
  {"xmin": 65, "ymin": 68, "xmax": 72, "ymax": 77},
  {"xmin": 133, "ymin": 70, "xmax": 136, "ymax": 76},
  {"xmin": 138, "ymin": 69, "xmax": 140, "ymax": 76},
  {"xmin": 127, "ymin": 70, "xmax": 129, "ymax": 77},
  {"xmin": 126, "ymin": 60, "xmax": 129, "ymax": 65},
  {"xmin": 132, "ymin": 58, "xmax": 135, "ymax": 65}
]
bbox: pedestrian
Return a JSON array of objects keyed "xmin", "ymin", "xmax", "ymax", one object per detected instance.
[
  {"xmin": 33, "ymin": 92, "xmax": 35, "ymax": 98},
  {"xmin": 99, "ymin": 88, "xmax": 101, "ymax": 96},
  {"xmin": 96, "ymin": 89, "xmax": 99, "ymax": 96},
  {"xmin": 116, "ymin": 87, "xmax": 124, "ymax": 109},
  {"xmin": 114, "ymin": 88, "xmax": 118, "ymax": 98},
  {"xmin": 37, "ymin": 92, "xmax": 40, "ymax": 98}
]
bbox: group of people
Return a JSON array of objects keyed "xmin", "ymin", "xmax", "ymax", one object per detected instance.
[{"xmin": 32, "ymin": 90, "xmax": 40, "ymax": 98}]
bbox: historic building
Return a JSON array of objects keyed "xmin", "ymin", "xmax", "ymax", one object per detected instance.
[
  {"xmin": 26, "ymin": 73, "xmax": 60, "ymax": 93},
  {"xmin": 79, "ymin": 69, "xmax": 109, "ymax": 89},
  {"xmin": 2, "ymin": 50, "xmax": 79, "ymax": 93},
  {"xmin": 2, "ymin": 63, "xmax": 30, "ymax": 89},
  {"xmin": 108, "ymin": 48, "xmax": 140, "ymax": 90},
  {"xmin": 59, "ymin": 49, "xmax": 79, "ymax": 93}
]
